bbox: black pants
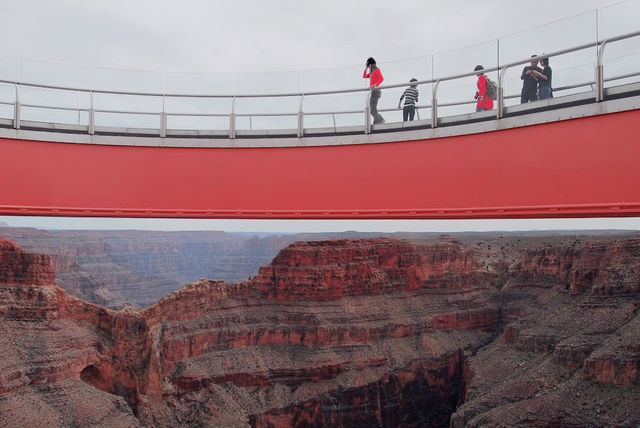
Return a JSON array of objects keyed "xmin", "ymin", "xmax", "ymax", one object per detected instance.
[
  {"xmin": 403, "ymin": 105, "xmax": 415, "ymax": 121},
  {"xmin": 521, "ymin": 88, "xmax": 538, "ymax": 103}
]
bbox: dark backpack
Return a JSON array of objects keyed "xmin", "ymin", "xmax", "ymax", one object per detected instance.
[{"xmin": 485, "ymin": 77, "xmax": 498, "ymax": 100}]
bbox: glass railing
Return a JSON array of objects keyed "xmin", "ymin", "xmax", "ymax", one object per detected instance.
[{"xmin": 0, "ymin": 0, "xmax": 639, "ymax": 137}]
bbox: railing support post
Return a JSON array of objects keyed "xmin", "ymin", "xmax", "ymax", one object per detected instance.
[
  {"xmin": 497, "ymin": 66, "xmax": 507, "ymax": 119},
  {"xmin": 89, "ymin": 90, "xmax": 95, "ymax": 135},
  {"xmin": 230, "ymin": 97, "xmax": 236, "ymax": 139},
  {"xmin": 431, "ymin": 80, "xmax": 439, "ymax": 128},
  {"xmin": 297, "ymin": 94, "xmax": 304, "ymax": 138},
  {"xmin": 596, "ymin": 40, "xmax": 607, "ymax": 102},
  {"xmin": 13, "ymin": 83, "xmax": 20, "ymax": 130},
  {"xmin": 13, "ymin": 101, "xmax": 20, "ymax": 130},
  {"xmin": 364, "ymin": 89, "xmax": 371, "ymax": 134},
  {"xmin": 160, "ymin": 113, "xmax": 167, "ymax": 137},
  {"xmin": 160, "ymin": 95, "xmax": 167, "ymax": 137}
]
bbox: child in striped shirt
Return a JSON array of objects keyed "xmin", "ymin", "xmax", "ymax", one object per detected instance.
[{"xmin": 398, "ymin": 78, "xmax": 419, "ymax": 121}]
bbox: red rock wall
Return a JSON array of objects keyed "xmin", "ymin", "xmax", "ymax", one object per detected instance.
[
  {"xmin": 249, "ymin": 237, "xmax": 487, "ymax": 301},
  {"xmin": 0, "ymin": 237, "xmax": 55, "ymax": 286}
]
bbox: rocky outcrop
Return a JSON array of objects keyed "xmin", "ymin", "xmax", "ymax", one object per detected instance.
[
  {"xmin": 249, "ymin": 237, "xmax": 490, "ymax": 301},
  {"xmin": 0, "ymin": 237, "xmax": 165, "ymax": 427},
  {"xmin": 450, "ymin": 234, "xmax": 640, "ymax": 427},
  {"xmin": 0, "ymin": 237, "xmax": 55, "ymax": 286}
]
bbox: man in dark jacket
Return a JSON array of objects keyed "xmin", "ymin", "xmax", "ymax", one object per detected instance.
[{"xmin": 521, "ymin": 55, "xmax": 542, "ymax": 103}]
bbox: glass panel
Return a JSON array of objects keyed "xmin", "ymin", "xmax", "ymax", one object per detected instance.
[
  {"xmin": 599, "ymin": 0, "xmax": 640, "ymax": 89},
  {"xmin": 92, "ymin": 67, "xmax": 163, "ymax": 93},
  {"xmin": 333, "ymin": 112, "xmax": 364, "ymax": 128},
  {"xmin": 19, "ymin": 59, "xmax": 91, "ymax": 89},
  {"xmin": 304, "ymin": 92, "xmax": 365, "ymax": 128},
  {"xmin": 246, "ymin": 115, "xmax": 297, "ymax": 131},
  {"xmin": 0, "ymin": 82, "xmax": 15, "ymax": 104},
  {"xmin": 167, "ymin": 115, "xmax": 229, "ymax": 131},
  {"xmin": 501, "ymin": 52, "xmax": 596, "ymax": 106},
  {"xmin": 19, "ymin": 86, "xmax": 90, "ymax": 110},
  {"xmin": 165, "ymin": 97, "xmax": 232, "ymax": 115},
  {"xmin": 435, "ymin": 40, "xmax": 498, "ymax": 116},
  {"xmin": 598, "ymin": 0, "xmax": 640, "ymax": 40},
  {"xmin": 304, "ymin": 114, "xmax": 334, "ymax": 129},
  {"xmin": 21, "ymin": 106, "xmax": 86, "ymax": 125},
  {"xmin": 375, "ymin": 56, "xmax": 432, "ymax": 124},
  {"xmin": 304, "ymin": 92, "xmax": 364, "ymax": 114},
  {"xmin": 500, "ymin": 11, "xmax": 597, "ymax": 105},
  {"xmin": 0, "ymin": 103, "xmax": 14, "ymax": 120},
  {"xmin": 164, "ymin": 71, "xmax": 232, "ymax": 95},
  {"xmin": 234, "ymin": 95, "xmax": 299, "ymax": 130},
  {"xmin": 232, "ymin": 72, "xmax": 300, "ymax": 130},
  {"xmin": 301, "ymin": 64, "xmax": 363, "ymax": 93},
  {"xmin": 234, "ymin": 95, "xmax": 298, "ymax": 115},
  {"xmin": 603, "ymin": 50, "xmax": 640, "ymax": 87},
  {"xmin": 1, "ymin": 3, "xmax": 635, "ymax": 132},
  {"xmin": 93, "ymin": 93, "xmax": 162, "ymax": 114},
  {"xmin": 235, "ymin": 114, "xmax": 297, "ymax": 131},
  {"xmin": 234, "ymin": 70, "xmax": 300, "ymax": 95},
  {"xmin": 0, "ymin": 56, "xmax": 18, "ymax": 82},
  {"xmin": 95, "ymin": 112, "xmax": 160, "ymax": 129}
]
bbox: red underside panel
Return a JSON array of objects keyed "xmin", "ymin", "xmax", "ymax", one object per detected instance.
[{"xmin": 1, "ymin": 109, "xmax": 639, "ymax": 219}]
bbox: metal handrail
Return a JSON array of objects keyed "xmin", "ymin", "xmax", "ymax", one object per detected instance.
[
  {"xmin": 9, "ymin": 72, "xmax": 638, "ymax": 126},
  {"xmin": 2, "ymin": 30, "xmax": 639, "ymax": 136}
]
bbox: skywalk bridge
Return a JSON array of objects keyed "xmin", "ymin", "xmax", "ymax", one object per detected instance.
[{"xmin": 0, "ymin": 15, "xmax": 639, "ymax": 220}]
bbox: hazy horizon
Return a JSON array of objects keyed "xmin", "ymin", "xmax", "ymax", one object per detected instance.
[{"xmin": 2, "ymin": 217, "xmax": 640, "ymax": 234}]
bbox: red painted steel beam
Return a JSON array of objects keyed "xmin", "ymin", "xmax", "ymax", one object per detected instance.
[{"xmin": 1, "ymin": 110, "xmax": 639, "ymax": 219}]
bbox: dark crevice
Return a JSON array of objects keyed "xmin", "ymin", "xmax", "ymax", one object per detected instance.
[{"xmin": 80, "ymin": 364, "xmax": 140, "ymax": 418}]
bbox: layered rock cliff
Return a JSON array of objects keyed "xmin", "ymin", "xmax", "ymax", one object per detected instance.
[
  {"xmin": 0, "ymin": 228, "xmax": 381, "ymax": 309},
  {"xmin": 0, "ymin": 228, "xmax": 293, "ymax": 309},
  {"xmin": 451, "ymin": 236, "xmax": 640, "ymax": 427},
  {"xmin": 1, "ymin": 233, "xmax": 639, "ymax": 427}
]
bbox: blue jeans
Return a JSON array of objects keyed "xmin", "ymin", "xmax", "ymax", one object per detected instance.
[
  {"xmin": 539, "ymin": 85, "xmax": 552, "ymax": 99},
  {"xmin": 403, "ymin": 105, "xmax": 415, "ymax": 121}
]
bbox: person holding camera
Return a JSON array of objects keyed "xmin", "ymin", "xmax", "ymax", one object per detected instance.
[
  {"xmin": 521, "ymin": 55, "xmax": 542, "ymax": 103},
  {"xmin": 363, "ymin": 57, "xmax": 385, "ymax": 124},
  {"xmin": 536, "ymin": 57, "xmax": 553, "ymax": 99}
]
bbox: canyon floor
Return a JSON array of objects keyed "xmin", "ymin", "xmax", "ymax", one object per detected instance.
[{"xmin": 0, "ymin": 231, "xmax": 639, "ymax": 427}]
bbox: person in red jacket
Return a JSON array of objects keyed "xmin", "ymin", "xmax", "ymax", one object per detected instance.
[
  {"xmin": 474, "ymin": 65, "xmax": 493, "ymax": 112},
  {"xmin": 363, "ymin": 57, "xmax": 385, "ymax": 124}
]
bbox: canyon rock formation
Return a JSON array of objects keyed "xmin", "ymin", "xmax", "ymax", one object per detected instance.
[
  {"xmin": 0, "ymin": 228, "xmax": 303, "ymax": 309},
  {"xmin": 0, "ymin": 233, "xmax": 639, "ymax": 427},
  {"xmin": 0, "ymin": 228, "xmax": 388, "ymax": 309}
]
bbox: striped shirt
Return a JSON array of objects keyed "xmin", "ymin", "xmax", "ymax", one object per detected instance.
[{"xmin": 399, "ymin": 87, "xmax": 419, "ymax": 106}]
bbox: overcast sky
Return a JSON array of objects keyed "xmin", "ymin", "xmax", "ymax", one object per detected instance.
[
  {"xmin": 0, "ymin": 0, "xmax": 632, "ymax": 73},
  {"xmin": 1, "ymin": 0, "xmax": 639, "ymax": 233}
]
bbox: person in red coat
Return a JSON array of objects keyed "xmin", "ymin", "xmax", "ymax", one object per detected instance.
[
  {"xmin": 474, "ymin": 65, "xmax": 493, "ymax": 112},
  {"xmin": 363, "ymin": 57, "xmax": 385, "ymax": 124}
]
